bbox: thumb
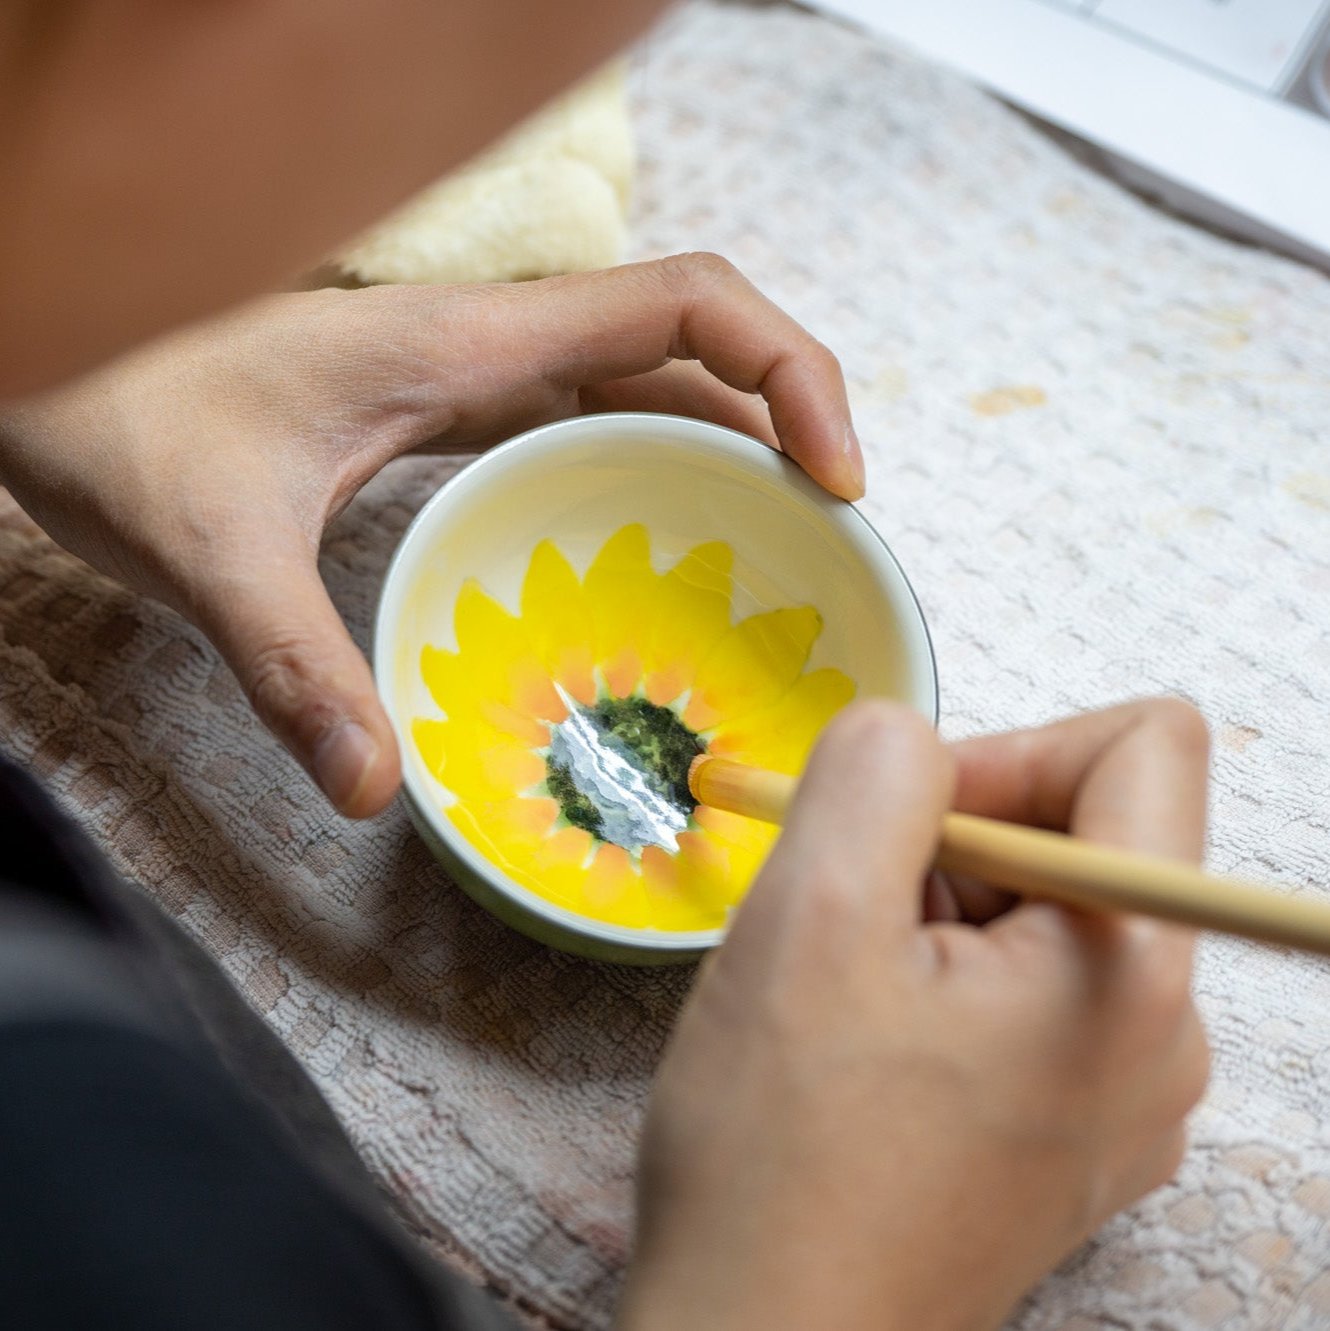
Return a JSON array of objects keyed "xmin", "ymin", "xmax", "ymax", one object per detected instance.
[
  {"xmin": 197, "ymin": 548, "xmax": 401, "ymax": 818},
  {"xmin": 753, "ymin": 700, "xmax": 954, "ymax": 941}
]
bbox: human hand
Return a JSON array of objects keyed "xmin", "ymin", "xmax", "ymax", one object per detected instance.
[
  {"xmin": 620, "ymin": 698, "xmax": 1210, "ymax": 1331},
  {"xmin": 0, "ymin": 254, "xmax": 862, "ymax": 816}
]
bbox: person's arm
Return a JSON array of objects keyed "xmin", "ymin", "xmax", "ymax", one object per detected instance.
[
  {"xmin": 0, "ymin": 256, "xmax": 863, "ymax": 817},
  {"xmin": 620, "ymin": 697, "xmax": 1210, "ymax": 1331}
]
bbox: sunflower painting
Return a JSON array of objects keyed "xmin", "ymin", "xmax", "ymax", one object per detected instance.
[{"xmin": 412, "ymin": 523, "xmax": 855, "ymax": 931}]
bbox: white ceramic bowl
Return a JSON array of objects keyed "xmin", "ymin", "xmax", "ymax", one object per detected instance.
[{"xmin": 374, "ymin": 412, "xmax": 938, "ymax": 963}]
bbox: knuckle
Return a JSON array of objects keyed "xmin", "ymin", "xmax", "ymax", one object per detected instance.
[
  {"xmin": 680, "ymin": 249, "xmax": 738, "ymax": 281},
  {"xmin": 1141, "ymin": 696, "xmax": 1211, "ymax": 763},
  {"xmin": 662, "ymin": 250, "xmax": 742, "ymax": 294},
  {"xmin": 242, "ymin": 635, "xmax": 325, "ymax": 733},
  {"xmin": 806, "ymin": 338, "xmax": 843, "ymax": 380},
  {"xmin": 831, "ymin": 699, "xmax": 941, "ymax": 765},
  {"xmin": 1112, "ymin": 918, "xmax": 1197, "ymax": 1024},
  {"xmin": 764, "ymin": 851, "xmax": 861, "ymax": 948},
  {"xmin": 802, "ymin": 864, "xmax": 863, "ymax": 929},
  {"xmin": 1134, "ymin": 945, "xmax": 1194, "ymax": 1022}
]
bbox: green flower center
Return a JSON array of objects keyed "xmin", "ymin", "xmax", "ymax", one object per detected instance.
[{"xmin": 546, "ymin": 697, "xmax": 706, "ymax": 852}]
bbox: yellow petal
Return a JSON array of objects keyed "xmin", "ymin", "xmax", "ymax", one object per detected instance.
[
  {"xmin": 685, "ymin": 606, "xmax": 823, "ymax": 732},
  {"xmin": 640, "ymin": 844, "xmax": 719, "ymax": 930},
  {"xmin": 640, "ymin": 845, "xmax": 703, "ymax": 930},
  {"xmin": 528, "ymin": 826, "xmax": 597, "ymax": 912},
  {"xmin": 642, "ymin": 540, "xmax": 734, "ymax": 705},
  {"xmin": 644, "ymin": 831, "xmax": 741, "ymax": 929},
  {"xmin": 692, "ymin": 804, "xmax": 777, "ymax": 858},
  {"xmin": 452, "ymin": 579, "xmax": 565, "ymax": 723},
  {"xmin": 520, "ymin": 540, "xmax": 597, "ymax": 706},
  {"xmin": 412, "ymin": 718, "xmax": 450, "ymax": 779},
  {"xmin": 532, "ymin": 824, "xmax": 594, "ymax": 871},
  {"xmin": 639, "ymin": 844, "xmax": 678, "ymax": 895},
  {"xmin": 448, "ymin": 796, "xmax": 559, "ymax": 875},
  {"xmin": 706, "ymin": 667, "xmax": 855, "ymax": 773},
  {"xmin": 582, "ymin": 524, "xmax": 659, "ymax": 696},
  {"xmin": 420, "ymin": 643, "xmax": 472, "ymax": 718},
  {"xmin": 420, "ymin": 645, "xmax": 549, "ymax": 745},
  {"xmin": 420, "ymin": 714, "xmax": 546, "ymax": 800},
  {"xmin": 692, "ymin": 805, "xmax": 777, "ymax": 886},
  {"xmin": 581, "ymin": 844, "xmax": 651, "ymax": 925},
  {"xmin": 478, "ymin": 700, "xmax": 553, "ymax": 749}
]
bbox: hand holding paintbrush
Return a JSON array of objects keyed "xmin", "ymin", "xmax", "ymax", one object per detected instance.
[
  {"xmin": 690, "ymin": 702, "xmax": 1330, "ymax": 957},
  {"xmin": 622, "ymin": 698, "xmax": 1212, "ymax": 1331}
]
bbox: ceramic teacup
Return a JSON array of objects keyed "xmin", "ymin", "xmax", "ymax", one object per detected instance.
[{"xmin": 374, "ymin": 412, "xmax": 938, "ymax": 964}]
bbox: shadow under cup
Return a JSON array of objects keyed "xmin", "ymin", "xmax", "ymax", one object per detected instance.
[{"xmin": 374, "ymin": 412, "xmax": 939, "ymax": 964}]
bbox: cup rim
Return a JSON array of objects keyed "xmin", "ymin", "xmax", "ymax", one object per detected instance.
[{"xmin": 373, "ymin": 411, "xmax": 939, "ymax": 954}]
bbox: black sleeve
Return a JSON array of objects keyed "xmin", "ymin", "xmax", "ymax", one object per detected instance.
[
  {"xmin": 0, "ymin": 756, "xmax": 521, "ymax": 1331},
  {"xmin": 0, "ymin": 1021, "xmax": 450, "ymax": 1331}
]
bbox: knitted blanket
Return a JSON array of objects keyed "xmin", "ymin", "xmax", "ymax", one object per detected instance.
[{"xmin": 4, "ymin": 3, "xmax": 1330, "ymax": 1327}]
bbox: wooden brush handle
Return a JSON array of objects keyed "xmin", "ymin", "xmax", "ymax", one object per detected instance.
[{"xmin": 689, "ymin": 756, "xmax": 1330, "ymax": 957}]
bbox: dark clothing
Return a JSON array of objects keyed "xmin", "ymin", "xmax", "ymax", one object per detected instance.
[{"xmin": 0, "ymin": 758, "xmax": 517, "ymax": 1331}]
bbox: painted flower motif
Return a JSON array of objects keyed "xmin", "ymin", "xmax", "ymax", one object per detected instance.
[{"xmin": 414, "ymin": 523, "xmax": 854, "ymax": 931}]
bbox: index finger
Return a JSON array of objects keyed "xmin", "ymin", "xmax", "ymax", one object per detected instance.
[
  {"xmin": 507, "ymin": 253, "xmax": 865, "ymax": 500},
  {"xmin": 953, "ymin": 700, "xmax": 1209, "ymax": 987},
  {"xmin": 950, "ymin": 698, "xmax": 1210, "ymax": 863},
  {"xmin": 727, "ymin": 701, "xmax": 954, "ymax": 961}
]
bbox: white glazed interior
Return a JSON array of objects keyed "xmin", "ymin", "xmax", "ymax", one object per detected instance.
[{"xmin": 374, "ymin": 413, "xmax": 939, "ymax": 954}]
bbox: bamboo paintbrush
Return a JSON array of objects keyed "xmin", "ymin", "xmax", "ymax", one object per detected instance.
[{"xmin": 689, "ymin": 754, "xmax": 1330, "ymax": 957}]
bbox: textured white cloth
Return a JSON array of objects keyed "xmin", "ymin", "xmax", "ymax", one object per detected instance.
[{"xmin": 4, "ymin": 3, "xmax": 1330, "ymax": 1328}]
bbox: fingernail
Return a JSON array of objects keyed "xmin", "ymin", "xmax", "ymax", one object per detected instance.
[
  {"xmin": 845, "ymin": 421, "xmax": 867, "ymax": 497},
  {"xmin": 313, "ymin": 720, "xmax": 378, "ymax": 810}
]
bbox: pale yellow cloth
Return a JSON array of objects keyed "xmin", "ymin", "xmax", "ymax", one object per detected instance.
[{"xmin": 333, "ymin": 65, "xmax": 632, "ymax": 286}]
